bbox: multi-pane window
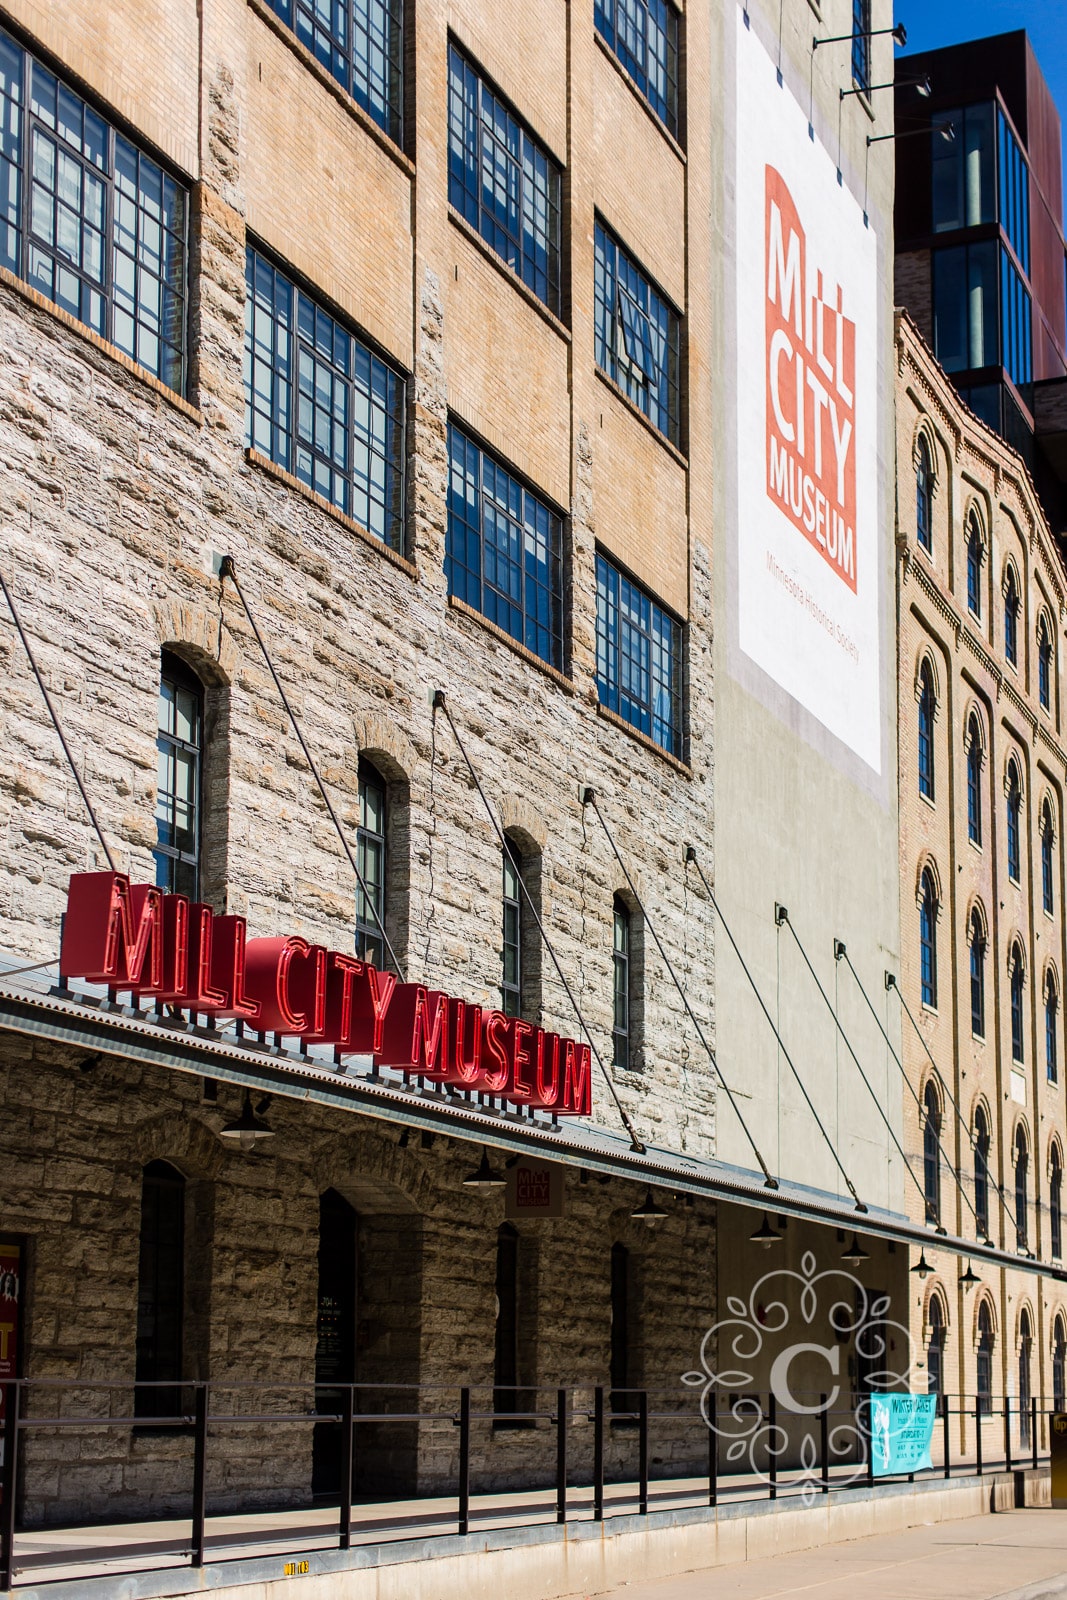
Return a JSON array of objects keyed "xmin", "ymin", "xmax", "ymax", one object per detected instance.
[
  {"xmin": 594, "ymin": 0, "xmax": 680, "ymax": 139},
  {"xmin": 974, "ymin": 1107, "xmax": 990, "ymax": 1238},
  {"xmin": 262, "ymin": 0, "xmax": 403, "ymax": 144},
  {"xmin": 1042, "ymin": 803, "xmax": 1055, "ymax": 915},
  {"xmin": 918, "ymin": 662, "xmax": 935, "ymax": 801},
  {"xmin": 919, "ymin": 869, "xmax": 938, "ymax": 1009},
  {"xmin": 1046, "ymin": 973, "xmax": 1058, "ymax": 1085},
  {"xmin": 851, "ymin": 0, "xmax": 871, "ymax": 93},
  {"xmin": 493, "ymin": 1223, "xmax": 520, "ymax": 1418},
  {"xmin": 596, "ymin": 552, "xmax": 683, "ymax": 755},
  {"xmin": 244, "ymin": 247, "xmax": 407, "ymax": 552},
  {"xmin": 932, "ymin": 104, "xmax": 995, "ymax": 232},
  {"xmin": 612, "ymin": 896, "xmax": 631, "ymax": 1071},
  {"xmin": 135, "ymin": 1160, "xmax": 185, "ymax": 1419},
  {"xmin": 1039, "ymin": 617, "xmax": 1052, "ymax": 712},
  {"xmin": 915, "ymin": 435, "xmax": 932, "ymax": 553},
  {"xmin": 0, "ymin": 28, "xmax": 187, "ymax": 392},
  {"xmin": 1052, "ymin": 1155, "xmax": 1063, "ymax": 1261},
  {"xmin": 1004, "ymin": 567, "xmax": 1020, "ymax": 666},
  {"xmin": 927, "ymin": 1297, "xmax": 945, "ymax": 1397},
  {"xmin": 447, "ymin": 44, "xmax": 561, "ymax": 315},
  {"xmin": 154, "ymin": 653, "xmax": 202, "ymax": 900},
  {"xmin": 967, "ymin": 717, "xmax": 983, "ymax": 846},
  {"xmin": 970, "ymin": 911, "xmax": 985, "ymax": 1038},
  {"xmin": 923, "ymin": 1082, "xmax": 941, "ymax": 1226},
  {"xmin": 1010, "ymin": 945, "xmax": 1025, "ymax": 1065},
  {"xmin": 933, "ymin": 242, "xmax": 998, "ymax": 373},
  {"xmin": 1019, "ymin": 1310, "xmax": 1032, "ymax": 1447},
  {"xmin": 1001, "ymin": 249, "xmax": 1032, "ymax": 390},
  {"xmin": 998, "ymin": 108, "xmax": 1031, "ymax": 274},
  {"xmin": 1007, "ymin": 763, "xmax": 1022, "ymax": 882},
  {"xmin": 976, "ymin": 1301, "xmax": 994, "ymax": 1414},
  {"xmin": 1014, "ymin": 1125, "xmax": 1028, "ymax": 1249},
  {"xmin": 446, "ymin": 423, "xmax": 563, "ymax": 670},
  {"xmin": 501, "ymin": 842, "xmax": 523, "ymax": 1018},
  {"xmin": 356, "ymin": 758, "xmax": 386, "ymax": 967},
  {"xmin": 1056, "ymin": 1316, "xmax": 1067, "ymax": 1409},
  {"xmin": 594, "ymin": 222, "xmax": 681, "ymax": 446},
  {"xmin": 966, "ymin": 514, "xmax": 983, "ymax": 617}
]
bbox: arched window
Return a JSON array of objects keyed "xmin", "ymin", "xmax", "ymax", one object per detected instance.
[
  {"xmin": 1007, "ymin": 763, "xmax": 1022, "ymax": 883},
  {"xmin": 918, "ymin": 662, "xmax": 935, "ymax": 800},
  {"xmin": 610, "ymin": 1240, "xmax": 638, "ymax": 1414},
  {"xmin": 970, "ymin": 911, "xmax": 986, "ymax": 1038},
  {"xmin": 356, "ymin": 757, "xmax": 387, "ymax": 966},
  {"xmin": 135, "ymin": 1160, "xmax": 186, "ymax": 1419},
  {"xmin": 501, "ymin": 841, "xmax": 524, "ymax": 1018},
  {"xmin": 923, "ymin": 1082, "xmax": 942, "ymax": 1225},
  {"xmin": 1054, "ymin": 1314, "xmax": 1067, "ymax": 1411},
  {"xmin": 500, "ymin": 834, "xmax": 541, "ymax": 1022},
  {"xmin": 1005, "ymin": 566, "xmax": 1020, "ymax": 667},
  {"xmin": 920, "ymin": 869, "xmax": 938, "ymax": 1008},
  {"xmin": 1015, "ymin": 1126, "xmax": 1029, "ymax": 1250},
  {"xmin": 1010, "ymin": 944, "xmax": 1025, "ymax": 1065},
  {"xmin": 966, "ymin": 512, "xmax": 983, "ymax": 617},
  {"xmin": 1047, "ymin": 973, "xmax": 1059, "ymax": 1085},
  {"xmin": 916, "ymin": 435, "xmax": 933, "ymax": 553},
  {"xmin": 1039, "ymin": 615, "xmax": 1053, "ymax": 711},
  {"xmin": 612, "ymin": 896, "xmax": 631, "ymax": 1071},
  {"xmin": 928, "ymin": 1295, "xmax": 945, "ymax": 1395},
  {"xmin": 1019, "ymin": 1309, "xmax": 1033, "ymax": 1447},
  {"xmin": 1052, "ymin": 1147, "xmax": 1063, "ymax": 1260},
  {"xmin": 967, "ymin": 715, "xmax": 983, "ymax": 846},
  {"xmin": 977, "ymin": 1301, "xmax": 994, "ymax": 1416},
  {"xmin": 1043, "ymin": 803, "xmax": 1056, "ymax": 915},
  {"xmin": 154, "ymin": 652, "xmax": 203, "ymax": 899},
  {"xmin": 494, "ymin": 1223, "xmax": 520, "ymax": 1418},
  {"xmin": 974, "ymin": 1107, "xmax": 991, "ymax": 1239}
]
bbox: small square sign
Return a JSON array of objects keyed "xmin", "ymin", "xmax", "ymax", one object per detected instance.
[{"xmin": 506, "ymin": 1161, "xmax": 565, "ymax": 1219}]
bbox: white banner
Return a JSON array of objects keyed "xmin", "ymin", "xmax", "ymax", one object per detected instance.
[{"xmin": 735, "ymin": 18, "xmax": 882, "ymax": 775}]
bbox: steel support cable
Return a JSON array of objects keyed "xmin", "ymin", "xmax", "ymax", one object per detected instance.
[
  {"xmin": 219, "ymin": 557, "xmax": 405, "ymax": 981},
  {"xmin": 0, "ymin": 563, "xmax": 117, "ymax": 871},
  {"xmin": 777, "ymin": 909, "xmax": 936, "ymax": 1222},
  {"xmin": 431, "ymin": 692, "xmax": 645, "ymax": 1155},
  {"xmin": 839, "ymin": 949, "xmax": 996, "ymax": 1241},
  {"xmin": 582, "ymin": 791, "xmax": 777, "ymax": 1188},
  {"xmin": 887, "ymin": 972, "xmax": 1021, "ymax": 1242},
  {"xmin": 683, "ymin": 849, "xmax": 863, "ymax": 1209}
]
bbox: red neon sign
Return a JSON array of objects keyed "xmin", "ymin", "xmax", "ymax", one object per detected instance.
[{"xmin": 59, "ymin": 873, "xmax": 592, "ymax": 1116}]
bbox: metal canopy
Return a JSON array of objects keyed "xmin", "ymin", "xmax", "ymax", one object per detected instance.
[{"xmin": 1, "ymin": 972, "xmax": 1061, "ymax": 1283}]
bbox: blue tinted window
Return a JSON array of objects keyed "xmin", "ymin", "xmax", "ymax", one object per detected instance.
[
  {"xmin": 918, "ymin": 663, "xmax": 935, "ymax": 801},
  {"xmin": 919, "ymin": 870, "xmax": 937, "ymax": 1008},
  {"xmin": 1000, "ymin": 247, "xmax": 1032, "ymax": 389},
  {"xmin": 932, "ymin": 105, "xmax": 995, "ymax": 231},
  {"xmin": 447, "ymin": 44, "xmax": 562, "ymax": 315},
  {"xmin": 967, "ymin": 515, "xmax": 983, "ymax": 616},
  {"xmin": 916, "ymin": 436, "xmax": 932, "ymax": 553},
  {"xmin": 998, "ymin": 108, "xmax": 1030, "ymax": 274},
  {"xmin": 1011, "ymin": 950, "xmax": 1025, "ymax": 1064},
  {"xmin": 1007, "ymin": 763, "xmax": 1022, "ymax": 881},
  {"xmin": 933, "ymin": 242, "xmax": 998, "ymax": 373},
  {"xmin": 596, "ymin": 553, "xmax": 683, "ymax": 755},
  {"xmin": 264, "ymin": 0, "xmax": 403, "ymax": 143},
  {"xmin": 594, "ymin": 0, "xmax": 679, "ymax": 138},
  {"xmin": 967, "ymin": 717, "xmax": 982, "ymax": 846},
  {"xmin": 851, "ymin": 0, "xmax": 871, "ymax": 92},
  {"xmin": 446, "ymin": 423, "xmax": 563, "ymax": 670},
  {"xmin": 595, "ymin": 222, "xmax": 681, "ymax": 446}
]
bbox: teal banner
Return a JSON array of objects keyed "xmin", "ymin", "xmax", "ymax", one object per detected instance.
[{"xmin": 869, "ymin": 1393, "xmax": 938, "ymax": 1477}]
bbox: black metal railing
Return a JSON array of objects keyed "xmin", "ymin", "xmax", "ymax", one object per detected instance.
[{"xmin": 0, "ymin": 1379, "xmax": 1052, "ymax": 1591}]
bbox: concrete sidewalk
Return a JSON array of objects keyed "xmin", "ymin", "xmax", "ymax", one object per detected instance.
[{"xmin": 586, "ymin": 1508, "xmax": 1067, "ymax": 1600}]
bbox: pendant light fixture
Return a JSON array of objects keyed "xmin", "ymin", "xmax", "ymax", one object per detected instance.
[{"xmin": 219, "ymin": 1090, "xmax": 275, "ymax": 1153}]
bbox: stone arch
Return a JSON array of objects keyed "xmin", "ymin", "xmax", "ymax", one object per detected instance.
[
  {"xmin": 1002, "ymin": 552, "xmax": 1023, "ymax": 600},
  {"xmin": 965, "ymin": 893, "xmax": 989, "ymax": 940},
  {"xmin": 153, "ymin": 598, "xmax": 238, "ymax": 686},
  {"xmin": 1007, "ymin": 936, "xmax": 1028, "ymax": 982},
  {"xmin": 1004, "ymin": 749, "xmax": 1025, "ymax": 801},
  {"xmin": 131, "ymin": 1109, "xmax": 226, "ymax": 1181},
  {"xmin": 963, "ymin": 495, "xmax": 988, "ymax": 553},
  {"xmin": 914, "ymin": 646, "xmax": 941, "ymax": 710},
  {"xmin": 915, "ymin": 852, "xmax": 943, "ymax": 912},
  {"xmin": 972, "ymin": 1289, "xmax": 999, "ymax": 1344},
  {"xmin": 963, "ymin": 699, "xmax": 986, "ymax": 754},
  {"xmin": 499, "ymin": 795, "xmax": 549, "ymax": 856},
  {"xmin": 1015, "ymin": 1296, "xmax": 1037, "ymax": 1348},
  {"xmin": 356, "ymin": 713, "xmax": 417, "ymax": 785},
  {"xmin": 923, "ymin": 1279, "xmax": 951, "ymax": 1334}
]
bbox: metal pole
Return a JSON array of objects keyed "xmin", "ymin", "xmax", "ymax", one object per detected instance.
[
  {"xmin": 820, "ymin": 1396, "xmax": 829, "ymax": 1493},
  {"xmin": 976, "ymin": 1400, "xmax": 983, "ymax": 1476},
  {"xmin": 556, "ymin": 1388, "xmax": 567, "ymax": 1525},
  {"xmin": 638, "ymin": 1391, "xmax": 649, "ymax": 1515},
  {"xmin": 866, "ymin": 1396, "xmax": 874, "ymax": 1488},
  {"xmin": 191, "ymin": 1384, "xmax": 207, "ymax": 1569},
  {"xmin": 339, "ymin": 1385, "xmax": 354, "ymax": 1550},
  {"xmin": 593, "ymin": 1387, "xmax": 604, "ymax": 1522},
  {"xmin": 942, "ymin": 1391, "xmax": 950, "ymax": 1480},
  {"xmin": 768, "ymin": 1392, "xmax": 777, "ymax": 1501},
  {"xmin": 1004, "ymin": 1397, "xmax": 1012, "ymax": 1473},
  {"xmin": 1033, "ymin": 1397, "xmax": 1039, "ymax": 1472},
  {"xmin": 708, "ymin": 1401, "xmax": 717, "ymax": 1507},
  {"xmin": 457, "ymin": 1388, "xmax": 471, "ymax": 1536},
  {"xmin": 0, "ymin": 1382, "xmax": 19, "ymax": 1593}
]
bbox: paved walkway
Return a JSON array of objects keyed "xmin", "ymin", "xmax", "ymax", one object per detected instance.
[{"xmin": 586, "ymin": 1509, "xmax": 1067, "ymax": 1600}]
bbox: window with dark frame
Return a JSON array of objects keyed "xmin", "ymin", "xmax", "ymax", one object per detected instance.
[
  {"xmin": 923, "ymin": 1082, "xmax": 941, "ymax": 1226},
  {"xmin": 356, "ymin": 758, "xmax": 387, "ymax": 967},
  {"xmin": 1019, "ymin": 1310, "xmax": 1033, "ymax": 1447},
  {"xmin": 1043, "ymin": 803, "xmax": 1055, "ymax": 915},
  {"xmin": 0, "ymin": 27, "xmax": 188, "ymax": 393},
  {"xmin": 851, "ymin": 0, "xmax": 871, "ymax": 93},
  {"xmin": 919, "ymin": 869, "xmax": 937, "ymax": 1009},
  {"xmin": 1015, "ymin": 1125, "xmax": 1028, "ymax": 1250},
  {"xmin": 447, "ymin": 43, "xmax": 562, "ymax": 315},
  {"xmin": 135, "ymin": 1160, "xmax": 185, "ymax": 1420},
  {"xmin": 970, "ymin": 911, "xmax": 985, "ymax": 1038},
  {"xmin": 262, "ymin": 0, "xmax": 403, "ymax": 144},
  {"xmin": 927, "ymin": 1296, "xmax": 945, "ymax": 1396},
  {"xmin": 1039, "ymin": 616, "xmax": 1053, "ymax": 711},
  {"xmin": 1052, "ymin": 1150, "xmax": 1063, "ymax": 1260},
  {"xmin": 594, "ymin": 221, "xmax": 681, "ymax": 447},
  {"xmin": 501, "ymin": 841, "xmax": 523, "ymax": 1019},
  {"xmin": 1049, "ymin": 974, "xmax": 1059, "ymax": 1085},
  {"xmin": 1010, "ymin": 945, "xmax": 1025, "ymax": 1066},
  {"xmin": 493, "ymin": 1223, "xmax": 520, "ymax": 1419},
  {"xmin": 446, "ymin": 422, "xmax": 563, "ymax": 671},
  {"xmin": 244, "ymin": 246, "xmax": 407, "ymax": 553},
  {"xmin": 596, "ymin": 552, "xmax": 683, "ymax": 756},
  {"xmin": 974, "ymin": 1107, "xmax": 990, "ymax": 1239},
  {"xmin": 154, "ymin": 652, "xmax": 202, "ymax": 901},
  {"xmin": 594, "ymin": 0, "xmax": 680, "ymax": 139},
  {"xmin": 1005, "ymin": 567, "xmax": 1020, "ymax": 667},
  {"xmin": 915, "ymin": 435, "xmax": 932, "ymax": 553},
  {"xmin": 918, "ymin": 662, "xmax": 935, "ymax": 800},
  {"xmin": 966, "ymin": 514, "xmax": 983, "ymax": 617},
  {"xmin": 967, "ymin": 716, "xmax": 983, "ymax": 846},
  {"xmin": 610, "ymin": 1240, "xmax": 634, "ymax": 1415},
  {"xmin": 1007, "ymin": 763, "xmax": 1022, "ymax": 883},
  {"xmin": 612, "ymin": 896, "xmax": 631, "ymax": 1071},
  {"xmin": 1056, "ymin": 1315, "xmax": 1067, "ymax": 1410},
  {"xmin": 976, "ymin": 1301, "xmax": 994, "ymax": 1415}
]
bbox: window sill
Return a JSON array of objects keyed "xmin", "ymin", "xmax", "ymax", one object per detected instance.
[
  {"xmin": 447, "ymin": 209, "xmax": 570, "ymax": 343},
  {"xmin": 919, "ymin": 790, "xmax": 935, "ymax": 811},
  {"xmin": 967, "ymin": 836, "xmax": 983, "ymax": 854},
  {"xmin": 0, "ymin": 264, "xmax": 203, "ymax": 424},
  {"xmin": 446, "ymin": 595, "xmax": 573, "ymax": 694},
  {"xmin": 596, "ymin": 700, "xmax": 690, "ymax": 776},
  {"xmin": 595, "ymin": 368, "xmax": 687, "ymax": 468},
  {"xmin": 245, "ymin": 449, "xmax": 418, "ymax": 579},
  {"xmin": 593, "ymin": 33, "xmax": 686, "ymax": 164},
  {"xmin": 246, "ymin": 0, "xmax": 415, "ymax": 178}
]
